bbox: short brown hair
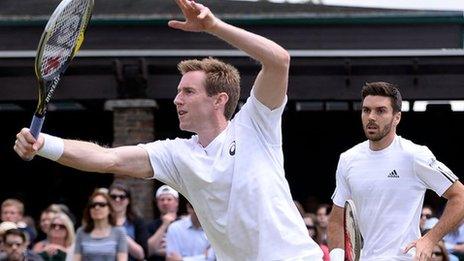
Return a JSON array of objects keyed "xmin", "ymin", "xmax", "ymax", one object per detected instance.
[
  {"xmin": 1, "ymin": 199, "xmax": 24, "ymax": 215},
  {"xmin": 82, "ymin": 191, "xmax": 115, "ymax": 233},
  {"xmin": 361, "ymin": 82, "xmax": 402, "ymax": 112},
  {"xmin": 178, "ymin": 57, "xmax": 240, "ymax": 120}
]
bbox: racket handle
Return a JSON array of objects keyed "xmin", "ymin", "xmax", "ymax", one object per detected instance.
[{"xmin": 30, "ymin": 115, "xmax": 45, "ymax": 139}]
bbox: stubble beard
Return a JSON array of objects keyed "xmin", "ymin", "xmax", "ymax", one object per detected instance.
[{"xmin": 364, "ymin": 120, "xmax": 393, "ymax": 142}]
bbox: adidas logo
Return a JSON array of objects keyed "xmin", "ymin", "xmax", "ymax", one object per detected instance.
[{"xmin": 388, "ymin": 170, "xmax": 399, "ymax": 178}]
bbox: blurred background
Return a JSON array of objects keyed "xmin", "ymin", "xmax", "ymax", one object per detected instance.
[{"xmin": 1, "ymin": 0, "xmax": 464, "ymax": 221}]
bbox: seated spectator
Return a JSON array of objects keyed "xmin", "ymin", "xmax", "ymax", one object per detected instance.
[
  {"xmin": 1, "ymin": 199, "xmax": 37, "ymax": 244},
  {"xmin": 443, "ymin": 219, "xmax": 464, "ymax": 260},
  {"xmin": 304, "ymin": 214, "xmax": 329, "ymax": 261},
  {"xmin": 74, "ymin": 191, "xmax": 128, "ymax": 261},
  {"xmin": 33, "ymin": 213, "xmax": 75, "ymax": 261},
  {"xmin": 0, "ymin": 221, "xmax": 18, "ymax": 260},
  {"xmin": 315, "ymin": 204, "xmax": 331, "ymax": 245},
  {"xmin": 109, "ymin": 182, "xmax": 148, "ymax": 261},
  {"xmin": 166, "ymin": 203, "xmax": 214, "ymax": 261},
  {"xmin": 420, "ymin": 205, "xmax": 434, "ymax": 233},
  {"xmin": 147, "ymin": 185, "xmax": 179, "ymax": 261},
  {"xmin": 2, "ymin": 228, "xmax": 42, "ymax": 261},
  {"xmin": 432, "ymin": 240, "xmax": 451, "ymax": 261}
]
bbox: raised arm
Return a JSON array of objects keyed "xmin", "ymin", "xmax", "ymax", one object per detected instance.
[
  {"xmin": 168, "ymin": 0, "xmax": 290, "ymax": 109},
  {"xmin": 14, "ymin": 128, "xmax": 153, "ymax": 179}
]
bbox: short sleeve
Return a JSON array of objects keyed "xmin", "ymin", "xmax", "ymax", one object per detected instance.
[
  {"xmin": 414, "ymin": 146, "xmax": 458, "ymax": 196},
  {"xmin": 331, "ymin": 154, "xmax": 351, "ymax": 207},
  {"xmin": 115, "ymin": 227, "xmax": 128, "ymax": 253},
  {"xmin": 74, "ymin": 228, "xmax": 83, "ymax": 254},
  {"xmin": 235, "ymin": 91, "xmax": 287, "ymax": 146},
  {"xmin": 165, "ymin": 222, "xmax": 181, "ymax": 256},
  {"xmin": 138, "ymin": 139, "xmax": 183, "ymax": 193}
]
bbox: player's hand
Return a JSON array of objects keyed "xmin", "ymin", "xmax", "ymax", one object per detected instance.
[
  {"xmin": 13, "ymin": 128, "xmax": 44, "ymax": 161},
  {"xmin": 169, "ymin": 0, "xmax": 218, "ymax": 32},
  {"xmin": 404, "ymin": 236, "xmax": 434, "ymax": 261}
]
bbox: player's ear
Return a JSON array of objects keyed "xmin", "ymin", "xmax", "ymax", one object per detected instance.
[
  {"xmin": 214, "ymin": 92, "xmax": 229, "ymax": 108},
  {"xmin": 394, "ymin": 111, "xmax": 401, "ymax": 126}
]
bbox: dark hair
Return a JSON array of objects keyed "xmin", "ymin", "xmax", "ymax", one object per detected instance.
[
  {"xmin": 361, "ymin": 82, "xmax": 402, "ymax": 113},
  {"xmin": 2, "ymin": 228, "xmax": 26, "ymax": 244},
  {"xmin": 108, "ymin": 181, "xmax": 141, "ymax": 222},
  {"xmin": 316, "ymin": 204, "xmax": 332, "ymax": 215},
  {"xmin": 82, "ymin": 191, "xmax": 116, "ymax": 233}
]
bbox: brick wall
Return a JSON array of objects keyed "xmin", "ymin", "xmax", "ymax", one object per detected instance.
[{"xmin": 105, "ymin": 99, "xmax": 157, "ymax": 219}]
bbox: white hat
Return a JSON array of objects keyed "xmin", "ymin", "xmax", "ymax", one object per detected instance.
[
  {"xmin": 0, "ymin": 221, "xmax": 18, "ymax": 235},
  {"xmin": 155, "ymin": 185, "xmax": 179, "ymax": 199}
]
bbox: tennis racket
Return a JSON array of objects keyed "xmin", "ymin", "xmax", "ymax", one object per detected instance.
[
  {"xmin": 29, "ymin": 0, "xmax": 94, "ymax": 138},
  {"xmin": 344, "ymin": 200, "xmax": 363, "ymax": 261}
]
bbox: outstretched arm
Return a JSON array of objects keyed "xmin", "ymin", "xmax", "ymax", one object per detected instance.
[
  {"xmin": 169, "ymin": 0, "xmax": 290, "ymax": 110},
  {"xmin": 404, "ymin": 181, "xmax": 464, "ymax": 260},
  {"xmin": 14, "ymin": 128, "xmax": 153, "ymax": 179}
]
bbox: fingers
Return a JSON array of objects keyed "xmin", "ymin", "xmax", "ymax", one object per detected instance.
[
  {"xmin": 13, "ymin": 128, "xmax": 39, "ymax": 161},
  {"xmin": 403, "ymin": 241, "xmax": 416, "ymax": 254},
  {"xmin": 167, "ymin": 20, "xmax": 187, "ymax": 30}
]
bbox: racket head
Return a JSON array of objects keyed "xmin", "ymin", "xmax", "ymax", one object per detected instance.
[
  {"xmin": 344, "ymin": 199, "xmax": 363, "ymax": 261},
  {"xmin": 33, "ymin": 0, "xmax": 94, "ymax": 116}
]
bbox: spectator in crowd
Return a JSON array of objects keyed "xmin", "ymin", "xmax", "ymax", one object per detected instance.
[
  {"xmin": 1, "ymin": 199, "xmax": 37, "ymax": 244},
  {"xmin": 109, "ymin": 182, "xmax": 148, "ymax": 261},
  {"xmin": 304, "ymin": 214, "xmax": 329, "ymax": 261},
  {"xmin": 33, "ymin": 213, "xmax": 75, "ymax": 261},
  {"xmin": 2, "ymin": 228, "xmax": 42, "ymax": 261},
  {"xmin": 147, "ymin": 185, "xmax": 179, "ymax": 261},
  {"xmin": 443, "ymin": 219, "xmax": 464, "ymax": 260},
  {"xmin": 294, "ymin": 200, "xmax": 306, "ymax": 217},
  {"xmin": 316, "ymin": 204, "xmax": 331, "ymax": 245},
  {"xmin": 432, "ymin": 240, "xmax": 451, "ymax": 261},
  {"xmin": 421, "ymin": 205, "xmax": 435, "ymax": 233},
  {"xmin": 166, "ymin": 203, "xmax": 214, "ymax": 261},
  {"xmin": 74, "ymin": 191, "xmax": 128, "ymax": 261},
  {"xmin": 0, "ymin": 221, "xmax": 18, "ymax": 260}
]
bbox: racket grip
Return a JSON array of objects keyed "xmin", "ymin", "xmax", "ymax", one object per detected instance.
[{"xmin": 30, "ymin": 115, "xmax": 45, "ymax": 139}]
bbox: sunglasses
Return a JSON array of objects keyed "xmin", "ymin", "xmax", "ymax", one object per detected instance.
[
  {"xmin": 51, "ymin": 223, "xmax": 67, "ymax": 230},
  {"xmin": 306, "ymin": 225, "xmax": 316, "ymax": 230},
  {"xmin": 421, "ymin": 214, "xmax": 432, "ymax": 219},
  {"xmin": 4, "ymin": 241, "xmax": 23, "ymax": 248},
  {"xmin": 90, "ymin": 202, "xmax": 108, "ymax": 209},
  {"xmin": 109, "ymin": 194, "xmax": 128, "ymax": 201}
]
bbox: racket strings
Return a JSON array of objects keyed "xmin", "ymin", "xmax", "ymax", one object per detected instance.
[{"xmin": 41, "ymin": 0, "xmax": 89, "ymax": 78}]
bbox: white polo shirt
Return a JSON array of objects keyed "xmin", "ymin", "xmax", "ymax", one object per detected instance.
[
  {"xmin": 140, "ymin": 92, "xmax": 322, "ymax": 261},
  {"xmin": 332, "ymin": 135, "xmax": 457, "ymax": 261}
]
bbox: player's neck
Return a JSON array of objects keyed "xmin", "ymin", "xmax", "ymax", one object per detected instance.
[
  {"xmin": 369, "ymin": 131, "xmax": 396, "ymax": 151},
  {"xmin": 197, "ymin": 118, "xmax": 228, "ymax": 148}
]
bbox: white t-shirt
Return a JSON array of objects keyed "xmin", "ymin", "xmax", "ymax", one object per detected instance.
[
  {"xmin": 332, "ymin": 135, "xmax": 457, "ymax": 261},
  {"xmin": 140, "ymin": 92, "xmax": 323, "ymax": 261}
]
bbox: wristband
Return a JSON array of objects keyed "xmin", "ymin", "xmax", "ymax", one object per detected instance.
[
  {"xmin": 37, "ymin": 134, "xmax": 64, "ymax": 161},
  {"xmin": 329, "ymin": 248, "xmax": 345, "ymax": 261}
]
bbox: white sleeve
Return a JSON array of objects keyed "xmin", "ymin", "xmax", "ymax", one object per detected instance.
[
  {"xmin": 138, "ymin": 139, "xmax": 183, "ymax": 193},
  {"xmin": 332, "ymin": 154, "xmax": 351, "ymax": 207},
  {"xmin": 165, "ymin": 222, "xmax": 182, "ymax": 257},
  {"xmin": 235, "ymin": 90, "xmax": 287, "ymax": 145},
  {"xmin": 414, "ymin": 146, "xmax": 458, "ymax": 196}
]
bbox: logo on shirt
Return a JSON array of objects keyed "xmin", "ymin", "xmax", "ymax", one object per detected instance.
[
  {"xmin": 387, "ymin": 170, "xmax": 399, "ymax": 178},
  {"xmin": 229, "ymin": 141, "xmax": 236, "ymax": 156}
]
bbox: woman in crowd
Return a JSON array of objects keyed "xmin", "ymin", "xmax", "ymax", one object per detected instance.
[
  {"xmin": 109, "ymin": 182, "xmax": 148, "ymax": 260},
  {"xmin": 74, "ymin": 191, "xmax": 128, "ymax": 261},
  {"xmin": 33, "ymin": 213, "xmax": 75, "ymax": 261}
]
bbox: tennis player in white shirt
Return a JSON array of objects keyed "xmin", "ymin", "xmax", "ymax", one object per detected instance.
[
  {"xmin": 14, "ymin": 0, "xmax": 322, "ymax": 260},
  {"xmin": 328, "ymin": 82, "xmax": 464, "ymax": 261}
]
